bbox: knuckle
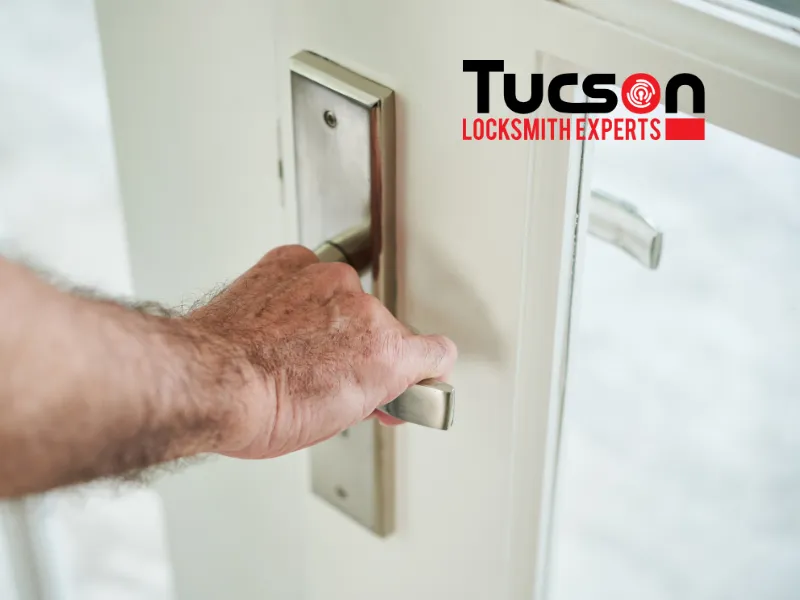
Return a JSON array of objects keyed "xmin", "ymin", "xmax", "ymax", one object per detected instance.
[
  {"xmin": 322, "ymin": 261, "xmax": 359, "ymax": 282},
  {"xmin": 411, "ymin": 334, "xmax": 457, "ymax": 372},
  {"xmin": 432, "ymin": 337, "xmax": 457, "ymax": 370},
  {"xmin": 304, "ymin": 261, "xmax": 361, "ymax": 288},
  {"xmin": 262, "ymin": 244, "xmax": 317, "ymax": 265},
  {"xmin": 355, "ymin": 293, "xmax": 385, "ymax": 315},
  {"xmin": 439, "ymin": 335, "xmax": 458, "ymax": 361},
  {"xmin": 338, "ymin": 293, "xmax": 388, "ymax": 326}
]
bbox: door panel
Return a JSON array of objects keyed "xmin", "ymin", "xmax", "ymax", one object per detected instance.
[
  {"xmin": 273, "ymin": 4, "xmax": 584, "ymax": 599},
  {"xmin": 550, "ymin": 116, "xmax": 800, "ymax": 599},
  {"xmin": 98, "ymin": 2, "xmax": 585, "ymax": 599}
]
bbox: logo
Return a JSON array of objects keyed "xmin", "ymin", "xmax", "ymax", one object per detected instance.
[
  {"xmin": 461, "ymin": 60, "xmax": 705, "ymax": 142},
  {"xmin": 621, "ymin": 73, "xmax": 660, "ymax": 114}
]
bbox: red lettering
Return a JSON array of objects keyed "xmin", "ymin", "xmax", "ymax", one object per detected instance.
[
  {"xmin": 559, "ymin": 118, "xmax": 570, "ymax": 140},
  {"xmin": 524, "ymin": 118, "xmax": 539, "ymax": 139},
  {"xmin": 576, "ymin": 118, "xmax": 586, "ymax": 140},
  {"xmin": 486, "ymin": 118, "xmax": 497, "ymax": 140},
  {"xmin": 462, "ymin": 118, "xmax": 472, "ymax": 140},
  {"xmin": 613, "ymin": 118, "xmax": 623, "ymax": 140},
  {"xmin": 473, "ymin": 119, "xmax": 485, "ymax": 140},
  {"xmin": 498, "ymin": 118, "xmax": 510, "ymax": 140},
  {"xmin": 586, "ymin": 118, "xmax": 600, "ymax": 140},
  {"xmin": 638, "ymin": 118, "xmax": 649, "ymax": 139},
  {"xmin": 625, "ymin": 118, "xmax": 636, "ymax": 140},
  {"xmin": 650, "ymin": 118, "xmax": 661, "ymax": 140},
  {"xmin": 601, "ymin": 119, "xmax": 613, "ymax": 138},
  {"xmin": 511, "ymin": 118, "xmax": 522, "ymax": 140}
]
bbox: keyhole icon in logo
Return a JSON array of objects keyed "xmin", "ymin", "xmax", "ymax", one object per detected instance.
[{"xmin": 621, "ymin": 73, "xmax": 661, "ymax": 114}]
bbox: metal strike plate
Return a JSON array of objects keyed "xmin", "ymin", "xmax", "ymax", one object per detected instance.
[{"xmin": 290, "ymin": 51, "xmax": 396, "ymax": 536}]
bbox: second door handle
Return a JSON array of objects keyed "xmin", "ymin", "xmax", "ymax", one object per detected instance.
[{"xmin": 588, "ymin": 190, "xmax": 663, "ymax": 270}]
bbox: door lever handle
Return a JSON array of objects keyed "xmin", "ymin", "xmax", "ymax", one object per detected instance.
[
  {"xmin": 379, "ymin": 380, "xmax": 455, "ymax": 430},
  {"xmin": 314, "ymin": 226, "xmax": 456, "ymax": 430},
  {"xmin": 313, "ymin": 224, "xmax": 372, "ymax": 274},
  {"xmin": 588, "ymin": 190, "xmax": 663, "ymax": 270}
]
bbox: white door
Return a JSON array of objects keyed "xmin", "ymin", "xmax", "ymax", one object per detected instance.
[{"xmin": 94, "ymin": 1, "xmax": 800, "ymax": 599}]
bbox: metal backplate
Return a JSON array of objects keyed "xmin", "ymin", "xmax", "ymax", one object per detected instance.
[{"xmin": 290, "ymin": 51, "xmax": 396, "ymax": 536}]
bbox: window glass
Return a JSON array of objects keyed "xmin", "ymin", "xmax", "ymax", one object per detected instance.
[{"xmin": 549, "ymin": 113, "xmax": 800, "ymax": 600}]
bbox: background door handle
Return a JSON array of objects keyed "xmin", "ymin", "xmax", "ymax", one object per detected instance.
[
  {"xmin": 588, "ymin": 190, "xmax": 664, "ymax": 270},
  {"xmin": 314, "ymin": 226, "xmax": 456, "ymax": 430}
]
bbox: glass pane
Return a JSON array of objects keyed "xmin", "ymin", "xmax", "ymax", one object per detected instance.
[
  {"xmin": 695, "ymin": 0, "xmax": 800, "ymax": 22},
  {"xmin": 549, "ymin": 117, "xmax": 800, "ymax": 599},
  {"xmin": 745, "ymin": 0, "xmax": 800, "ymax": 18}
]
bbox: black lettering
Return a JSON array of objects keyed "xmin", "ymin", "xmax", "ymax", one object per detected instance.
[
  {"xmin": 665, "ymin": 74, "xmax": 705, "ymax": 114},
  {"xmin": 581, "ymin": 74, "xmax": 617, "ymax": 113},
  {"xmin": 548, "ymin": 74, "xmax": 579, "ymax": 113},
  {"xmin": 503, "ymin": 73, "xmax": 544, "ymax": 114},
  {"xmin": 550, "ymin": 74, "xmax": 619, "ymax": 113},
  {"xmin": 463, "ymin": 60, "xmax": 505, "ymax": 113}
]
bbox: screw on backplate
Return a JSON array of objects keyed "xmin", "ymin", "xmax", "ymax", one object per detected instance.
[
  {"xmin": 323, "ymin": 109, "xmax": 338, "ymax": 128},
  {"xmin": 335, "ymin": 486, "xmax": 348, "ymax": 500},
  {"xmin": 340, "ymin": 429, "xmax": 349, "ymax": 438}
]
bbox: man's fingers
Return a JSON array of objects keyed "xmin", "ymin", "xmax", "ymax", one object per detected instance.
[
  {"xmin": 371, "ymin": 410, "xmax": 406, "ymax": 426},
  {"xmin": 403, "ymin": 333, "xmax": 458, "ymax": 382}
]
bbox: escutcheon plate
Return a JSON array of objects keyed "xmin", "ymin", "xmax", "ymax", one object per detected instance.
[{"xmin": 290, "ymin": 50, "xmax": 396, "ymax": 536}]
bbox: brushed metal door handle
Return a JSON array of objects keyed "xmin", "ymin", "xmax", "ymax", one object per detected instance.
[
  {"xmin": 379, "ymin": 380, "xmax": 455, "ymax": 430},
  {"xmin": 314, "ymin": 226, "xmax": 456, "ymax": 430},
  {"xmin": 588, "ymin": 190, "xmax": 663, "ymax": 270}
]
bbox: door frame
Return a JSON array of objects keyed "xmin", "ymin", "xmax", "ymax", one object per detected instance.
[
  {"xmin": 499, "ymin": 52, "xmax": 589, "ymax": 600},
  {"xmin": 532, "ymin": 0, "xmax": 800, "ymax": 158}
]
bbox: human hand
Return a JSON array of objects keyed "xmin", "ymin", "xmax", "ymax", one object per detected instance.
[{"xmin": 186, "ymin": 245, "xmax": 457, "ymax": 459}]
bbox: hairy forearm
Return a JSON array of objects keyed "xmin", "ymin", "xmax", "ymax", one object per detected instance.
[
  {"xmin": 0, "ymin": 258, "xmax": 255, "ymax": 498},
  {"xmin": 0, "ymin": 242, "xmax": 457, "ymax": 496}
]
